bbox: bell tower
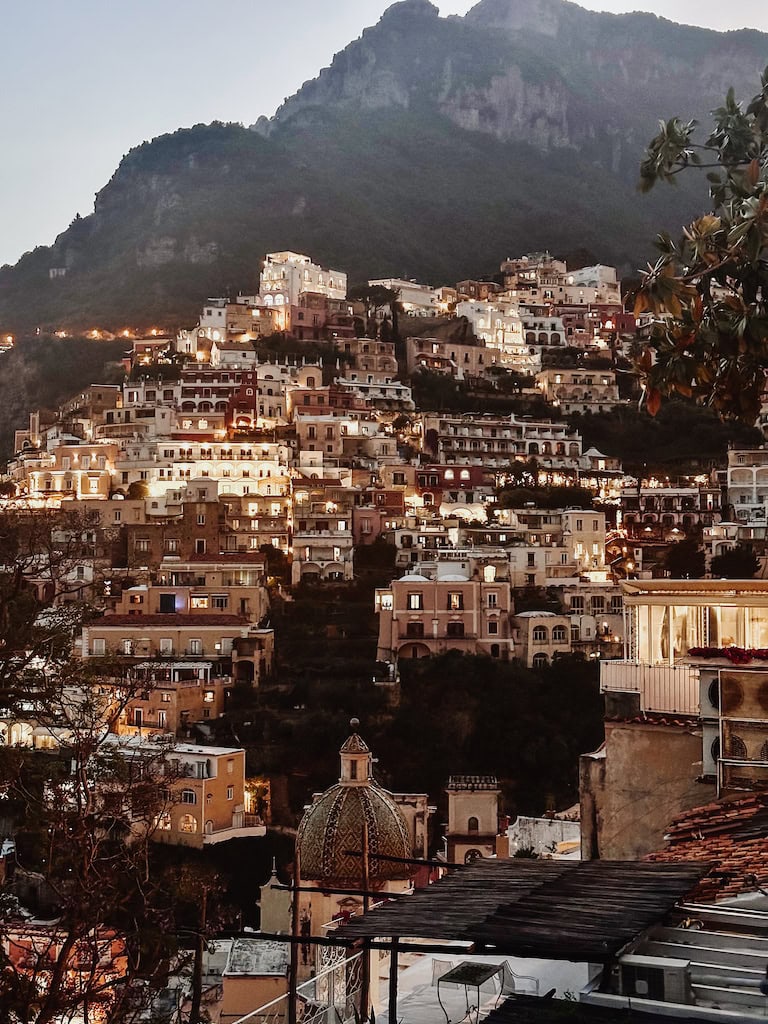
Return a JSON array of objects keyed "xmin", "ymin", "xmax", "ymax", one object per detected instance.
[{"xmin": 445, "ymin": 775, "xmax": 501, "ymax": 863}]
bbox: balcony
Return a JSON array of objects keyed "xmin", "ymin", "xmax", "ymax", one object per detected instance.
[
  {"xmin": 202, "ymin": 814, "xmax": 266, "ymax": 845},
  {"xmin": 600, "ymin": 661, "xmax": 700, "ymax": 715},
  {"xmin": 398, "ymin": 631, "xmax": 478, "ymax": 641}
]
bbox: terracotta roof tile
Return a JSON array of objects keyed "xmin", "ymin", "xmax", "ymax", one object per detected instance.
[{"xmin": 646, "ymin": 789, "xmax": 768, "ymax": 898}]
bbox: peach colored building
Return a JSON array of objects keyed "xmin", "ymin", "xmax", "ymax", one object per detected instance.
[
  {"xmin": 512, "ymin": 611, "xmax": 572, "ymax": 668},
  {"xmin": 108, "ymin": 738, "xmax": 266, "ymax": 849},
  {"xmin": 215, "ymin": 939, "xmax": 289, "ymax": 1024},
  {"xmin": 375, "ymin": 572, "xmax": 515, "ymax": 663}
]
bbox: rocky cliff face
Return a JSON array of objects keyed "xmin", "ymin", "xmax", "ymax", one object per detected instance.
[
  {"xmin": 1, "ymin": 0, "xmax": 767, "ymax": 332},
  {"xmin": 274, "ymin": 0, "xmax": 766, "ymax": 157}
]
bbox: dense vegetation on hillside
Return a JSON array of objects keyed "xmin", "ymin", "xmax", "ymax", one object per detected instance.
[
  {"xmin": 214, "ymin": 582, "xmax": 602, "ymax": 828},
  {"xmin": 0, "ymin": 338, "xmax": 126, "ymax": 460},
  {"xmin": 570, "ymin": 402, "xmax": 764, "ymax": 474}
]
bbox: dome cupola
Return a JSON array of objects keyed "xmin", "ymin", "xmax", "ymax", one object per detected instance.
[
  {"xmin": 339, "ymin": 718, "xmax": 372, "ymax": 784},
  {"xmin": 296, "ymin": 719, "xmax": 412, "ymax": 884}
]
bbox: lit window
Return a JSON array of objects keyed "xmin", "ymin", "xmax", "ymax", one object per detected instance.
[{"xmin": 407, "ymin": 593, "xmax": 423, "ymax": 610}]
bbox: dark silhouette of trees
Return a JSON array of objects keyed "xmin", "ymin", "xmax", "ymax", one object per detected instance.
[
  {"xmin": 664, "ymin": 538, "xmax": 706, "ymax": 579},
  {"xmin": 710, "ymin": 544, "xmax": 761, "ymax": 579}
]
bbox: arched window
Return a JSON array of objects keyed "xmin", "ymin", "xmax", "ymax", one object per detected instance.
[
  {"xmin": 205, "ymin": 820, "xmax": 214, "ymax": 834},
  {"xmin": 552, "ymin": 625, "xmax": 567, "ymax": 643},
  {"xmin": 181, "ymin": 789, "xmax": 196, "ymax": 805},
  {"xmin": 532, "ymin": 652, "xmax": 549, "ymax": 668},
  {"xmin": 532, "ymin": 625, "xmax": 548, "ymax": 643},
  {"xmin": 180, "ymin": 814, "xmax": 198, "ymax": 834},
  {"xmin": 306, "ymin": 376, "xmax": 316, "ymax": 388},
  {"xmin": 468, "ymin": 816, "xmax": 479, "ymax": 833}
]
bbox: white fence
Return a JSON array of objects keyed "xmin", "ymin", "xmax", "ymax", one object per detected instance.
[{"xmin": 600, "ymin": 661, "xmax": 700, "ymax": 715}]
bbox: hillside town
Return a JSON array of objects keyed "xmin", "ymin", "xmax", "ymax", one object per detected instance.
[{"xmin": 6, "ymin": 248, "xmax": 768, "ymax": 1022}]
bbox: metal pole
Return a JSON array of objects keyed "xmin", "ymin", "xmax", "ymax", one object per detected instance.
[
  {"xmin": 360, "ymin": 821, "xmax": 370, "ymax": 1022},
  {"xmin": 388, "ymin": 937, "xmax": 399, "ymax": 1024},
  {"xmin": 288, "ymin": 848, "xmax": 301, "ymax": 1024}
]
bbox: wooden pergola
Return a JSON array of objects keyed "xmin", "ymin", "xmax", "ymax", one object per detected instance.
[{"xmin": 332, "ymin": 858, "xmax": 710, "ymax": 1023}]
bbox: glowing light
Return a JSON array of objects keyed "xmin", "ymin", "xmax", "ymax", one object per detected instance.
[{"xmin": 196, "ymin": 351, "xmax": 205, "ymax": 362}]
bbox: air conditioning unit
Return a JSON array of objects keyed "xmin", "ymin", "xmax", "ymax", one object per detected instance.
[
  {"xmin": 699, "ymin": 669, "xmax": 720, "ymax": 718},
  {"xmin": 702, "ymin": 722, "xmax": 720, "ymax": 776},
  {"xmin": 617, "ymin": 955, "xmax": 692, "ymax": 1005}
]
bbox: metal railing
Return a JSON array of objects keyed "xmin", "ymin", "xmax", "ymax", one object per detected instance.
[
  {"xmin": 228, "ymin": 950, "xmax": 363, "ymax": 1024},
  {"xmin": 600, "ymin": 661, "xmax": 700, "ymax": 714}
]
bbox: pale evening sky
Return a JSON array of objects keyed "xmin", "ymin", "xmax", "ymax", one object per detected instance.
[{"xmin": 0, "ymin": 0, "xmax": 766, "ymax": 267}]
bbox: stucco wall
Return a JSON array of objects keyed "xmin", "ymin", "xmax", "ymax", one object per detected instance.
[{"xmin": 580, "ymin": 720, "xmax": 715, "ymax": 860}]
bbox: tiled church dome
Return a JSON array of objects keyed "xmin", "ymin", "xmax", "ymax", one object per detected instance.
[{"xmin": 296, "ymin": 722, "xmax": 412, "ymax": 883}]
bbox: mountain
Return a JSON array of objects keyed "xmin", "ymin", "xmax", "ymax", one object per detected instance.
[{"xmin": 1, "ymin": 0, "xmax": 766, "ymax": 333}]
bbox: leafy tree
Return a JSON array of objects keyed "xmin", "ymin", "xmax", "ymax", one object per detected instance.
[
  {"xmin": 348, "ymin": 284, "xmax": 400, "ymax": 339},
  {"xmin": 0, "ymin": 508, "xmax": 225, "ymax": 1021},
  {"xmin": 259, "ymin": 543, "xmax": 290, "ymax": 586},
  {"xmin": 664, "ymin": 538, "xmax": 706, "ymax": 579},
  {"xmin": 710, "ymin": 544, "xmax": 761, "ymax": 579},
  {"xmin": 635, "ymin": 67, "xmax": 768, "ymax": 423}
]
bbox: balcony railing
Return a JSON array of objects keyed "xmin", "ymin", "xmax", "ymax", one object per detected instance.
[
  {"xmin": 600, "ymin": 661, "xmax": 700, "ymax": 715},
  {"xmin": 398, "ymin": 631, "xmax": 477, "ymax": 641}
]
